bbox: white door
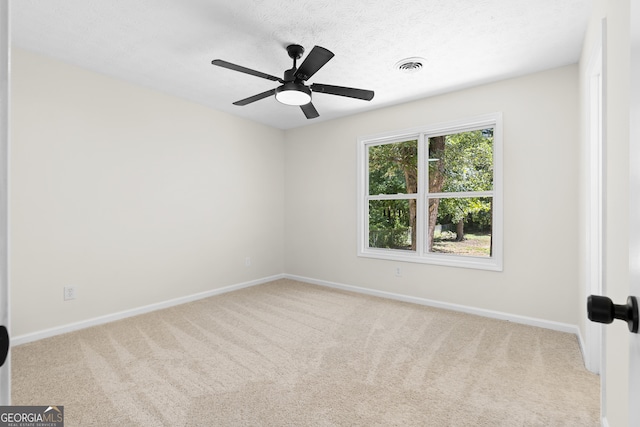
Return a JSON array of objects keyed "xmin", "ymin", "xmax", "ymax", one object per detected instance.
[
  {"xmin": 629, "ymin": 2, "xmax": 640, "ymax": 423},
  {"xmin": 0, "ymin": 0, "xmax": 10, "ymax": 405}
]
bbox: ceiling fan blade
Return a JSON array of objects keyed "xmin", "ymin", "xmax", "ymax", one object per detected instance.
[
  {"xmin": 233, "ymin": 89, "xmax": 276, "ymax": 106},
  {"xmin": 300, "ymin": 102, "xmax": 319, "ymax": 119},
  {"xmin": 294, "ymin": 46, "xmax": 334, "ymax": 81},
  {"xmin": 311, "ymin": 83, "xmax": 374, "ymax": 101},
  {"xmin": 212, "ymin": 59, "xmax": 283, "ymax": 83}
]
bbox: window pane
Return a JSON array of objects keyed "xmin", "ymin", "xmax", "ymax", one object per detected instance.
[
  {"xmin": 427, "ymin": 197, "xmax": 492, "ymax": 257},
  {"xmin": 369, "ymin": 199, "xmax": 416, "ymax": 251},
  {"xmin": 368, "ymin": 140, "xmax": 418, "ymax": 195},
  {"xmin": 428, "ymin": 129, "xmax": 493, "ymax": 193}
]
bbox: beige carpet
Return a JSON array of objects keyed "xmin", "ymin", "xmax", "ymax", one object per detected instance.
[{"xmin": 12, "ymin": 279, "xmax": 599, "ymax": 426}]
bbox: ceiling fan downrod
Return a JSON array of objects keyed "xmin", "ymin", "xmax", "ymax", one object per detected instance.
[{"xmin": 284, "ymin": 44, "xmax": 304, "ymax": 82}]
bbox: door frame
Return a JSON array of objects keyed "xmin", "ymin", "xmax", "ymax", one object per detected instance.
[
  {"xmin": 0, "ymin": 0, "xmax": 10, "ymax": 405},
  {"xmin": 584, "ymin": 19, "xmax": 606, "ymax": 377},
  {"xmin": 628, "ymin": 1, "xmax": 640, "ymax": 424}
]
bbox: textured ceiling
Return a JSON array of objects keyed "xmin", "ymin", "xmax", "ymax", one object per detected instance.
[{"xmin": 11, "ymin": 0, "xmax": 592, "ymax": 130}]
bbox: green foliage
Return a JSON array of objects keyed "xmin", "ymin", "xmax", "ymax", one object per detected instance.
[
  {"xmin": 437, "ymin": 197, "xmax": 492, "ymax": 230},
  {"xmin": 368, "ymin": 140, "xmax": 417, "ymax": 249},
  {"xmin": 368, "ymin": 200, "xmax": 411, "ymax": 249},
  {"xmin": 439, "ymin": 129, "xmax": 493, "ymax": 193},
  {"xmin": 368, "ymin": 140, "xmax": 417, "ymax": 195},
  {"xmin": 435, "ymin": 129, "xmax": 493, "ymax": 228},
  {"xmin": 366, "ymin": 129, "xmax": 493, "ymax": 247}
]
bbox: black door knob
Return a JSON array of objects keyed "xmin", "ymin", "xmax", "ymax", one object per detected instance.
[
  {"xmin": 587, "ymin": 295, "xmax": 639, "ymax": 333},
  {"xmin": 0, "ymin": 326, "xmax": 8, "ymax": 367}
]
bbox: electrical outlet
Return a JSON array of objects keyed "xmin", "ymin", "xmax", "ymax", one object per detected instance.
[
  {"xmin": 245, "ymin": 257, "xmax": 251, "ymax": 267},
  {"xmin": 395, "ymin": 267, "xmax": 402, "ymax": 277},
  {"xmin": 63, "ymin": 286, "xmax": 76, "ymax": 301}
]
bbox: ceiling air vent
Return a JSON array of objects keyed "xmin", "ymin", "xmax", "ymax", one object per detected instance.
[{"xmin": 394, "ymin": 57, "xmax": 425, "ymax": 73}]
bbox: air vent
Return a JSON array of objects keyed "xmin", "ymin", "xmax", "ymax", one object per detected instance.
[{"xmin": 394, "ymin": 57, "xmax": 425, "ymax": 73}]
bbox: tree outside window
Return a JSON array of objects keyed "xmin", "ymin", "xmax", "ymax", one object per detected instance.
[{"xmin": 359, "ymin": 114, "xmax": 502, "ymax": 271}]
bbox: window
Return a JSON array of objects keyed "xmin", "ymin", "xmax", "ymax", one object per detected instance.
[{"xmin": 358, "ymin": 113, "xmax": 503, "ymax": 271}]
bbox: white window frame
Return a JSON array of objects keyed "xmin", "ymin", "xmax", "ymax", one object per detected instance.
[{"xmin": 357, "ymin": 113, "xmax": 503, "ymax": 271}]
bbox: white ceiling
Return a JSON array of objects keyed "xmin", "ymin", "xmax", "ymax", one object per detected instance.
[{"xmin": 11, "ymin": 0, "xmax": 592, "ymax": 130}]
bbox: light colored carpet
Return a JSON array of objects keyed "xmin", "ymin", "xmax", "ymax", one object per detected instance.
[{"xmin": 12, "ymin": 279, "xmax": 599, "ymax": 426}]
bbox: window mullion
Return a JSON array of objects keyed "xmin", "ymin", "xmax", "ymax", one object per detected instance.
[
  {"xmin": 416, "ymin": 133, "xmax": 427, "ymax": 256},
  {"xmin": 429, "ymin": 191, "xmax": 494, "ymax": 199}
]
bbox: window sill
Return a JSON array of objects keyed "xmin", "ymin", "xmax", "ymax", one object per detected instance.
[{"xmin": 358, "ymin": 248, "xmax": 503, "ymax": 272}]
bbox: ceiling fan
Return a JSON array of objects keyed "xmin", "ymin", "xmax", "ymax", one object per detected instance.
[{"xmin": 212, "ymin": 44, "xmax": 374, "ymax": 119}]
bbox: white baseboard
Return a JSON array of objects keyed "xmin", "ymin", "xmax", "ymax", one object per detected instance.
[
  {"xmin": 12, "ymin": 273, "xmax": 582, "ymax": 346},
  {"xmin": 11, "ymin": 274, "xmax": 285, "ymax": 346},
  {"xmin": 285, "ymin": 274, "xmax": 581, "ymax": 336}
]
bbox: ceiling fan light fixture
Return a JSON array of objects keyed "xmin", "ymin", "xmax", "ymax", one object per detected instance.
[{"xmin": 275, "ymin": 82, "xmax": 312, "ymax": 106}]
